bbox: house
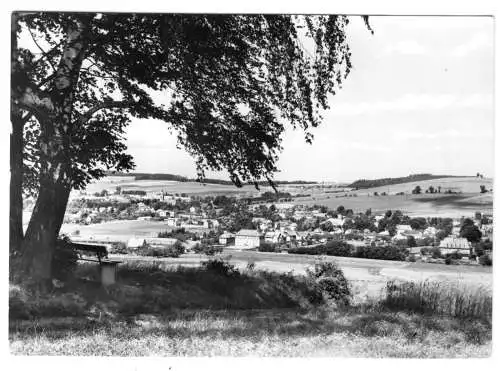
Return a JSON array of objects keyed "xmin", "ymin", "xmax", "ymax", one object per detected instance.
[
  {"xmin": 274, "ymin": 203, "xmax": 294, "ymax": 210},
  {"xmin": 165, "ymin": 217, "xmax": 179, "ymax": 227},
  {"xmin": 423, "ymin": 226, "xmax": 437, "ymax": 236},
  {"xmin": 439, "ymin": 237, "xmax": 471, "ymax": 256},
  {"xmin": 127, "ymin": 238, "xmax": 146, "ymax": 249},
  {"xmin": 396, "ymin": 225, "xmax": 412, "ymax": 233},
  {"xmin": 156, "ymin": 209, "xmax": 169, "ymax": 218},
  {"xmin": 402, "ymin": 230, "xmax": 423, "ymax": 239},
  {"xmin": 144, "ymin": 237, "xmax": 177, "ymax": 247},
  {"xmin": 219, "ymin": 232, "xmax": 235, "ymax": 245},
  {"xmin": 327, "ymin": 217, "xmax": 344, "ymax": 227},
  {"xmin": 235, "ymin": 229, "xmax": 262, "ymax": 249},
  {"xmin": 264, "ymin": 231, "xmax": 282, "ymax": 244}
]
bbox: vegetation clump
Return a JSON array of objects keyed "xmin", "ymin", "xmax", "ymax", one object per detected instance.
[
  {"xmin": 136, "ymin": 241, "xmax": 184, "ymax": 258},
  {"xmin": 306, "ymin": 260, "xmax": 351, "ymax": 305}
]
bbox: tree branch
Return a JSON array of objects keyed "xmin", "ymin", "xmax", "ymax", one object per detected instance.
[
  {"xmin": 13, "ymin": 84, "xmax": 53, "ymax": 124},
  {"xmin": 79, "ymin": 100, "xmax": 134, "ymax": 124},
  {"xmin": 27, "ymin": 27, "xmax": 57, "ymax": 73}
]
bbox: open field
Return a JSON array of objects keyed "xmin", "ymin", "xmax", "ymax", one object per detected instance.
[
  {"xmin": 353, "ymin": 177, "xmax": 493, "ymax": 196},
  {"xmin": 59, "ymin": 220, "xmax": 178, "ymax": 241},
  {"xmin": 82, "ymin": 176, "xmax": 272, "ymax": 196},
  {"xmin": 111, "ymin": 251, "xmax": 492, "ymax": 302},
  {"xmin": 294, "ymin": 192, "xmax": 493, "ymax": 218}
]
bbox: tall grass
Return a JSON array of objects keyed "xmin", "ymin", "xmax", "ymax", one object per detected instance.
[{"xmin": 382, "ymin": 279, "xmax": 492, "ymax": 320}]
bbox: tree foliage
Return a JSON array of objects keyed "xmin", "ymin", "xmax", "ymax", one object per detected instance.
[{"xmin": 14, "ymin": 13, "xmax": 360, "ymax": 192}]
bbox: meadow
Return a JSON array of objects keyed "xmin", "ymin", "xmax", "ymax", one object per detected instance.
[
  {"xmin": 9, "ymin": 256, "xmax": 492, "ymax": 357},
  {"xmin": 83, "ymin": 176, "xmax": 270, "ymax": 196},
  {"xmin": 294, "ymin": 192, "xmax": 493, "ymax": 218},
  {"xmin": 60, "ymin": 220, "xmax": 177, "ymax": 242}
]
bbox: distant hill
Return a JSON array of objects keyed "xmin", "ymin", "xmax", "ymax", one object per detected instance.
[
  {"xmin": 105, "ymin": 171, "xmax": 317, "ymax": 186},
  {"xmin": 352, "ymin": 176, "xmax": 493, "ymax": 196},
  {"xmin": 347, "ymin": 174, "xmax": 470, "ymax": 189}
]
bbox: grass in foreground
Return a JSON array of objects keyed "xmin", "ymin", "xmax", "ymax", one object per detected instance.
[
  {"xmin": 9, "ymin": 259, "xmax": 492, "ymax": 357},
  {"xmin": 9, "ymin": 307, "xmax": 491, "ymax": 357}
]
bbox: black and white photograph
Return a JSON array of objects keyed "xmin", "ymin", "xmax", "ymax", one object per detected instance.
[{"xmin": 7, "ymin": 1, "xmax": 497, "ymax": 360}]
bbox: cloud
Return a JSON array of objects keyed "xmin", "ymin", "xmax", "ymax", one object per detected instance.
[
  {"xmin": 451, "ymin": 32, "xmax": 492, "ymax": 57},
  {"xmin": 329, "ymin": 93, "xmax": 493, "ymax": 116},
  {"xmin": 381, "ymin": 40, "xmax": 428, "ymax": 56}
]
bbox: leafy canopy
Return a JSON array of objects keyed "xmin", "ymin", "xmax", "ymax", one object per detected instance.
[{"xmin": 13, "ymin": 13, "xmax": 363, "ymax": 193}]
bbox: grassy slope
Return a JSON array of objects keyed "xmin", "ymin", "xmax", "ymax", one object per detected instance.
[
  {"xmin": 9, "ymin": 260, "xmax": 492, "ymax": 357},
  {"xmin": 353, "ymin": 177, "xmax": 493, "ymax": 195},
  {"xmin": 294, "ymin": 177, "xmax": 493, "ymax": 217},
  {"xmin": 9, "ymin": 308, "xmax": 491, "ymax": 357}
]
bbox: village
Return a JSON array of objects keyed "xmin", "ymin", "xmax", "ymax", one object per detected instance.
[{"xmin": 28, "ymin": 183, "xmax": 493, "ymax": 266}]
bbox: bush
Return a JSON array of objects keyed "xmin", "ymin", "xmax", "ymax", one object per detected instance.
[
  {"xmin": 193, "ymin": 243, "xmax": 223, "ymax": 255},
  {"xmin": 202, "ymin": 257, "xmax": 240, "ymax": 278},
  {"xmin": 306, "ymin": 260, "xmax": 351, "ymax": 305},
  {"xmin": 110, "ymin": 242, "xmax": 128, "ymax": 254},
  {"xmin": 52, "ymin": 236, "xmax": 79, "ymax": 280},
  {"xmin": 430, "ymin": 246, "xmax": 442, "ymax": 259},
  {"xmin": 257, "ymin": 242, "xmax": 277, "ymax": 252},
  {"xmin": 420, "ymin": 247, "xmax": 430, "ymax": 255},
  {"xmin": 323, "ymin": 240, "xmax": 351, "ymax": 256},
  {"xmin": 478, "ymin": 255, "xmax": 492, "ymax": 266},
  {"xmin": 383, "ymin": 280, "xmax": 492, "ymax": 320},
  {"xmin": 356, "ymin": 245, "xmax": 408, "ymax": 261},
  {"xmin": 136, "ymin": 242, "xmax": 184, "ymax": 258},
  {"xmin": 445, "ymin": 251, "xmax": 462, "ymax": 260}
]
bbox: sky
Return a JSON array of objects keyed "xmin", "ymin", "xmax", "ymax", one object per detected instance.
[{"xmin": 124, "ymin": 16, "xmax": 494, "ymax": 182}]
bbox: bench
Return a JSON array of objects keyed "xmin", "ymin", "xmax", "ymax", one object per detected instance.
[{"xmin": 67, "ymin": 241, "xmax": 122, "ymax": 286}]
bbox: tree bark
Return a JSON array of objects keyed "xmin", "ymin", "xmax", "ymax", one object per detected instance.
[
  {"xmin": 21, "ymin": 177, "xmax": 71, "ymax": 287},
  {"xmin": 18, "ymin": 16, "xmax": 90, "ymax": 289},
  {"xmin": 10, "ymin": 111, "xmax": 24, "ymax": 256}
]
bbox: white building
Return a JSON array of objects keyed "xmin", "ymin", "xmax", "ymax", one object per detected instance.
[
  {"xmin": 439, "ymin": 237, "xmax": 471, "ymax": 255},
  {"xmin": 235, "ymin": 229, "xmax": 262, "ymax": 249},
  {"xmin": 219, "ymin": 232, "xmax": 235, "ymax": 245}
]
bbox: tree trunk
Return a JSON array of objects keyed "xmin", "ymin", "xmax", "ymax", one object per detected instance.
[
  {"xmin": 10, "ymin": 112, "xmax": 24, "ymax": 255},
  {"xmin": 16, "ymin": 16, "xmax": 90, "ymax": 289},
  {"xmin": 21, "ymin": 176, "xmax": 71, "ymax": 288}
]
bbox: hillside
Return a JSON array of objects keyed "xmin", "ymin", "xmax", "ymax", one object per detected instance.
[
  {"xmin": 353, "ymin": 177, "xmax": 493, "ymax": 196},
  {"xmin": 348, "ymin": 174, "xmax": 470, "ymax": 189},
  {"xmin": 104, "ymin": 172, "xmax": 317, "ymax": 186}
]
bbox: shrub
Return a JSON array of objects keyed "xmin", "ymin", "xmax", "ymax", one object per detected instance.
[
  {"xmin": 193, "ymin": 243, "xmax": 223, "ymax": 255},
  {"xmin": 202, "ymin": 257, "xmax": 240, "ymax": 278},
  {"xmin": 478, "ymin": 255, "xmax": 492, "ymax": 266},
  {"xmin": 323, "ymin": 240, "xmax": 351, "ymax": 256},
  {"xmin": 257, "ymin": 242, "xmax": 277, "ymax": 252},
  {"xmin": 52, "ymin": 236, "xmax": 79, "ymax": 280},
  {"xmin": 420, "ymin": 247, "xmax": 430, "ymax": 255},
  {"xmin": 383, "ymin": 280, "xmax": 492, "ymax": 320},
  {"xmin": 111, "ymin": 242, "xmax": 128, "ymax": 254},
  {"xmin": 306, "ymin": 260, "xmax": 351, "ymax": 305},
  {"xmin": 136, "ymin": 242, "xmax": 183, "ymax": 258},
  {"xmin": 356, "ymin": 245, "xmax": 408, "ymax": 261},
  {"xmin": 430, "ymin": 246, "xmax": 442, "ymax": 259},
  {"xmin": 445, "ymin": 251, "xmax": 462, "ymax": 260}
]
